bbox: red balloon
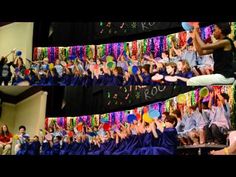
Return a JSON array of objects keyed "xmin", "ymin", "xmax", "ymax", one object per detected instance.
[
  {"xmin": 68, "ymin": 131, "xmax": 73, "ymax": 137},
  {"xmin": 136, "ymin": 113, "xmax": 141, "ymax": 120},
  {"xmin": 143, "ymin": 107, "xmax": 148, "ymax": 113},
  {"xmin": 103, "ymin": 123, "xmax": 110, "ymax": 131},
  {"xmin": 24, "ymin": 69, "xmax": 30, "ymax": 76}
]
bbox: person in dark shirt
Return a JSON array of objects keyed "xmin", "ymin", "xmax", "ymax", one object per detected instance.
[
  {"xmin": 0, "ymin": 56, "xmax": 14, "ymax": 85},
  {"xmin": 187, "ymin": 22, "xmax": 235, "ymax": 86}
]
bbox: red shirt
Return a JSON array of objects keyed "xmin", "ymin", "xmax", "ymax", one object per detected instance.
[{"xmin": 0, "ymin": 133, "xmax": 13, "ymax": 143}]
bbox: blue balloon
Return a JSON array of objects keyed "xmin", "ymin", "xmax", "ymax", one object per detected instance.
[
  {"xmin": 127, "ymin": 114, "xmax": 137, "ymax": 123},
  {"xmin": 16, "ymin": 51, "xmax": 22, "ymax": 56},
  {"xmin": 148, "ymin": 110, "xmax": 160, "ymax": 119},
  {"xmin": 132, "ymin": 66, "xmax": 139, "ymax": 74},
  {"xmin": 181, "ymin": 22, "xmax": 194, "ymax": 32}
]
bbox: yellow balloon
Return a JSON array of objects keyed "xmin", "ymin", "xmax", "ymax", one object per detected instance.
[
  {"xmin": 106, "ymin": 55, "xmax": 114, "ymax": 62},
  {"xmin": 49, "ymin": 63, "xmax": 54, "ymax": 70},
  {"xmin": 177, "ymin": 94, "xmax": 186, "ymax": 104},
  {"xmin": 143, "ymin": 113, "xmax": 153, "ymax": 123},
  {"xmin": 199, "ymin": 87, "xmax": 209, "ymax": 98}
]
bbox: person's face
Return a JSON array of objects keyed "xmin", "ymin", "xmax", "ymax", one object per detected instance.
[
  {"xmin": 141, "ymin": 68, "xmax": 146, "ymax": 73},
  {"xmin": 177, "ymin": 62, "xmax": 183, "ymax": 72},
  {"xmin": 125, "ymin": 71, "xmax": 130, "ymax": 78},
  {"xmin": 166, "ymin": 65, "xmax": 174, "ymax": 74},
  {"xmin": 213, "ymin": 25, "xmax": 222, "ymax": 39},
  {"xmin": 55, "ymin": 59, "xmax": 60, "ymax": 65},
  {"xmin": 97, "ymin": 59, "xmax": 101, "ymax": 65},
  {"xmin": 34, "ymin": 136, "xmax": 39, "ymax": 142},
  {"xmin": 162, "ymin": 52, "xmax": 167, "ymax": 59},
  {"xmin": 2, "ymin": 125, "xmax": 8, "ymax": 132},
  {"xmin": 131, "ymin": 55, "xmax": 136, "ymax": 60},
  {"xmin": 121, "ymin": 56, "xmax": 125, "ymax": 61},
  {"xmin": 165, "ymin": 121, "xmax": 173, "ymax": 128},
  {"xmin": 113, "ymin": 69, "xmax": 118, "ymax": 76},
  {"xmin": 161, "ymin": 114, "xmax": 166, "ymax": 121},
  {"xmin": 19, "ymin": 128, "xmax": 25, "ymax": 134},
  {"xmin": 49, "ymin": 128, "xmax": 53, "ymax": 133}
]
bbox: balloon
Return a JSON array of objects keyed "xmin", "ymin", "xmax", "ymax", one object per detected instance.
[
  {"xmin": 16, "ymin": 51, "xmax": 22, "ymax": 56},
  {"xmin": 49, "ymin": 63, "xmax": 54, "ymax": 70},
  {"xmin": 199, "ymin": 87, "xmax": 209, "ymax": 98},
  {"xmin": 181, "ymin": 22, "xmax": 194, "ymax": 32},
  {"xmin": 132, "ymin": 66, "xmax": 139, "ymax": 74},
  {"xmin": 106, "ymin": 55, "xmax": 114, "ymax": 62},
  {"xmin": 68, "ymin": 131, "xmax": 73, "ymax": 137},
  {"xmin": 127, "ymin": 114, "xmax": 137, "ymax": 123},
  {"xmin": 128, "ymin": 66, "xmax": 132, "ymax": 73},
  {"xmin": 103, "ymin": 123, "xmax": 111, "ymax": 131},
  {"xmin": 24, "ymin": 69, "xmax": 30, "ymax": 76},
  {"xmin": 143, "ymin": 107, "xmax": 148, "ymax": 113},
  {"xmin": 188, "ymin": 22, "xmax": 199, "ymax": 27},
  {"xmin": 45, "ymin": 133, "xmax": 52, "ymax": 141},
  {"xmin": 77, "ymin": 124, "xmax": 83, "ymax": 132},
  {"xmin": 107, "ymin": 61, "xmax": 116, "ymax": 69},
  {"xmin": 136, "ymin": 113, "xmax": 141, "ymax": 120},
  {"xmin": 177, "ymin": 94, "xmax": 186, "ymax": 104},
  {"xmin": 143, "ymin": 113, "xmax": 153, "ymax": 123},
  {"xmin": 148, "ymin": 109, "xmax": 160, "ymax": 119},
  {"xmin": 94, "ymin": 64, "xmax": 99, "ymax": 70}
]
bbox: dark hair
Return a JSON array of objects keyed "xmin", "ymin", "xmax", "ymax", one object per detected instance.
[
  {"xmin": 166, "ymin": 62, "xmax": 177, "ymax": 72},
  {"xmin": 215, "ymin": 22, "xmax": 231, "ymax": 36},
  {"xmin": 165, "ymin": 115, "xmax": 177, "ymax": 127},
  {"xmin": 34, "ymin": 135, "xmax": 39, "ymax": 139},
  {"xmin": 0, "ymin": 124, "xmax": 10, "ymax": 136},
  {"xmin": 142, "ymin": 64, "xmax": 150, "ymax": 73},
  {"xmin": 172, "ymin": 109, "xmax": 181, "ymax": 118},
  {"xmin": 189, "ymin": 104, "xmax": 198, "ymax": 111},
  {"xmin": 221, "ymin": 93, "xmax": 229, "ymax": 102},
  {"xmin": 19, "ymin": 125, "xmax": 26, "ymax": 131},
  {"xmin": 162, "ymin": 50, "xmax": 169, "ymax": 56},
  {"xmin": 202, "ymin": 102, "xmax": 209, "ymax": 109},
  {"xmin": 162, "ymin": 112, "xmax": 170, "ymax": 116},
  {"xmin": 56, "ymin": 136, "xmax": 62, "ymax": 141},
  {"xmin": 17, "ymin": 57, "xmax": 24, "ymax": 66}
]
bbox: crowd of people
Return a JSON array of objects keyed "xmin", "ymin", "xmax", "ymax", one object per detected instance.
[
  {"xmin": 0, "ymin": 115, "xmax": 178, "ymax": 155},
  {"xmin": 0, "ymin": 88, "xmax": 234, "ymax": 155},
  {"xmin": 1, "ymin": 22, "xmax": 235, "ymax": 86}
]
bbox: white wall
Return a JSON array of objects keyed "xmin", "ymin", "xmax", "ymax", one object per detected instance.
[
  {"xmin": 0, "ymin": 102, "xmax": 16, "ymax": 132},
  {"xmin": 0, "ymin": 22, "xmax": 34, "ymax": 68},
  {"xmin": 0, "ymin": 91, "xmax": 47, "ymax": 154}
]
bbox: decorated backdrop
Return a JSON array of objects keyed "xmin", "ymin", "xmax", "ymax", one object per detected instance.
[
  {"xmin": 34, "ymin": 23, "xmax": 236, "ymax": 63},
  {"xmin": 45, "ymin": 85, "xmax": 235, "ymax": 131}
]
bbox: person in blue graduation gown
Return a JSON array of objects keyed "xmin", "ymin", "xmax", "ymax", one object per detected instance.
[
  {"xmin": 137, "ymin": 65, "xmax": 151, "ymax": 85},
  {"xmin": 144, "ymin": 115, "xmax": 178, "ymax": 155},
  {"xmin": 60, "ymin": 136, "xmax": 74, "ymax": 155},
  {"xmin": 27, "ymin": 136, "xmax": 41, "ymax": 156},
  {"xmin": 52, "ymin": 136, "xmax": 62, "ymax": 155},
  {"xmin": 123, "ymin": 71, "xmax": 136, "ymax": 86},
  {"xmin": 175, "ymin": 60, "xmax": 194, "ymax": 86}
]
